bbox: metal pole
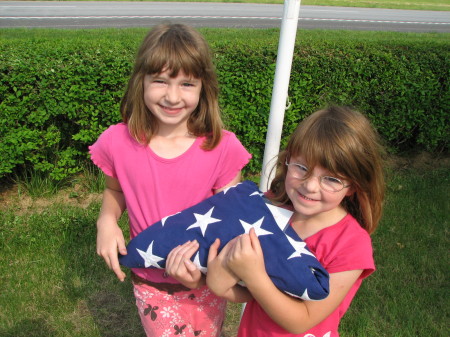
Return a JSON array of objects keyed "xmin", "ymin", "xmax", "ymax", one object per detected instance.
[
  {"xmin": 242, "ymin": 0, "xmax": 302, "ymax": 320},
  {"xmin": 259, "ymin": 0, "xmax": 301, "ymax": 192}
]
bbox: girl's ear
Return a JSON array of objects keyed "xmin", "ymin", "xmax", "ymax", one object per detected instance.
[{"xmin": 345, "ymin": 185, "xmax": 356, "ymax": 197}]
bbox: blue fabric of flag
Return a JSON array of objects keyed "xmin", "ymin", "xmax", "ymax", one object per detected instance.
[{"xmin": 119, "ymin": 180, "xmax": 329, "ymax": 300}]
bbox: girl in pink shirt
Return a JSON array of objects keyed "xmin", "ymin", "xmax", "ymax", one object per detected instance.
[
  {"xmin": 206, "ymin": 106, "xmax": 385, "ymax": 337},
  {"xmin": 90, "ymin": 24, "xmax": 250, "ymax": 336}
]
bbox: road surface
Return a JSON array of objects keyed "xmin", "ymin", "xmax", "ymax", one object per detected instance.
[{"xmin": 1, "ymin": 1, "xmax": 449, "ymax": 32}]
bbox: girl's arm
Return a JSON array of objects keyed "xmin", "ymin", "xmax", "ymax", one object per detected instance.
[
  {"xmin": 206, "ymin": 238, "xmax": 253, "ymax": 303},
  {"xmin": 214, "ymin": 172, "xmax": 242, "ymax": 194},
  {"xmin": 96, "ymin": 175, "xmax": 127, "ymax": 281},
  {"xmin": 228, "ymin": 229, "xmax": 363, "ymax": 334}
]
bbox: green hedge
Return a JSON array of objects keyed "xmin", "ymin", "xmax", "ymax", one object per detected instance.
[{"xmin": 1, "ymin": 29, "xmax": 448, "ymax": 180}]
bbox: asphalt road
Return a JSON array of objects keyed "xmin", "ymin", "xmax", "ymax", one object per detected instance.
[{"xmin": 1, "ymin": 1, "xmax": 449, "ymax": 32}]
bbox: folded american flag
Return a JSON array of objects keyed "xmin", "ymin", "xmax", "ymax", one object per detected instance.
[{"xmin": 119, "ymin": 180, "xmax": 329, "ymax": 300}]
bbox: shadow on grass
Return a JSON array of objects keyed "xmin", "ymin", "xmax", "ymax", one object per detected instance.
[
  {"xmin": 0, "ymin": 318, "xmax": 57, "ymax": 337},
  {"xmin": 57, "ymin": 204, "xmax": 146, "ymax": 337},
  {"xmin": 0, "ymin": 198, "xmax": 144, "ymax": 336}
]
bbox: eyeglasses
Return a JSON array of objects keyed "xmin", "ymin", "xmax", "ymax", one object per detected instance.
[{"xmin": 285, "ymin": 160, "xmax": 350, "ymax": 193}]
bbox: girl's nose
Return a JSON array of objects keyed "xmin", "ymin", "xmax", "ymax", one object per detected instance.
[
  {"xmin": 165, "ymin": 85, "xmax": 181, "ymax": 104},
  {"xmin": 302, "ymin": 176, "xmax": 321, "ymax": 192}
]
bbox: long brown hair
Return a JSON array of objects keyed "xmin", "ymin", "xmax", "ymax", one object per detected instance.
[
  {"xmin": 120, "ymin": 23, "xmax": 223, "ymax": 150},
  {"xmin": 270, "ymin": 106, "xmax": 385, "ymax": 234}
]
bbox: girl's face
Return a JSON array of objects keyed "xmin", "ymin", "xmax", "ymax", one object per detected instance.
[
  {"xmin": 143, "ymin": 69, "xmax": 202, "ymax": 134},
  {"xmin": 285, "ymin": 155, "xmax": 354, "ymax": 224}
]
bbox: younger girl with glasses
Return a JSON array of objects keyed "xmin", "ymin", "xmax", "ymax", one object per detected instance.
[
  {"xmin": 90, "ymin": 23, "xmax": 251, "ymax": 336},
  {"xmin": 207, "ymin": 106, "xmax": 385, "ymax": 337}
]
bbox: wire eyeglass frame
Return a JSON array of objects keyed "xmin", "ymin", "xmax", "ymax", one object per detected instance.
[{"xmin": 285, "ymin": 159, "xmax": 351, "ymax": 193}]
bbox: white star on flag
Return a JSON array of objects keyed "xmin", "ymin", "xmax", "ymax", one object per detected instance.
[
  {"xmin": 137, "ymin": 241, "xmax": 164, "ymax": 268},
  {"xmin": 161, "ymin": 212, "xmax": 180, "ymax": 226},
  {"xmin": 250, "ymin": 191, "xmax": 264, "ymax": 197},
  {"xmin": 186, "ymin": 207, "xmax": 221, "ymax": 236},
  {"xmin": 286, "ymin": 235, "xmax": 316, "ymax": 259},
  {"xmin": 222, "ymin": 183, "xmax": 241, "ymax": 194},
  {"xmin": 240, "ymin": 217, "xmax": 273, "ymax": 236}
]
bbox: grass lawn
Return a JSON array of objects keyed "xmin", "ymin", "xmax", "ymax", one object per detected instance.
[{"xmin": 0, "ymin": 153, "xmax": 448, "ymax": 336}]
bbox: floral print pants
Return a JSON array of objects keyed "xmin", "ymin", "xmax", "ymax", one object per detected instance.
[{"xmin": 134, "ymin": 282, "xmax": 227, "ymax": 336}]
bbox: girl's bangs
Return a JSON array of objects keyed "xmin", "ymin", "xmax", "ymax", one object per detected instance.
[
  {"xmin": 143, "ymin": 43, "xmax": 203, "ymax": 79},
  {"xmin": 290, "ymin": 125, "xmax": 347, "ymax": 179}
]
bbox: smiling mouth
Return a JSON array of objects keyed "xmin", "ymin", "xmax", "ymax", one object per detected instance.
[
  {"xmin": 161, "ymin": 105, "xmax": 182, "ymax": 114},
  {"xmin": 299, "ymin": 192, "xmax": 318, "ymax": 201}
]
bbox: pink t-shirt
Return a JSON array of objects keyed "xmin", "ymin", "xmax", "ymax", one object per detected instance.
[
  {"xmin": 238, "ymin": 213, "xmax": 375, "ymax": 337},
  {"xmin": 89, "ymin": 123, "xmax": 251, "ymax": 283}
]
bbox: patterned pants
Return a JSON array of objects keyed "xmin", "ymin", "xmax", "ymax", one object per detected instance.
[{"xmin": 134, "ymin": 282, "xmax": 227, "ymax": 337}]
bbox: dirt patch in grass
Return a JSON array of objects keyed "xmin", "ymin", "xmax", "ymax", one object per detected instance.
[
  {"xmin": 0, "ymin": 183, "xmax": 102, "ymax": 215},
  {"xmin": 1, "ymin": 152, "xmax": 448, "ymax": 215},
  {"xmin": 385, "ymin": 151, "xmax": 450, "ymax": 171}
]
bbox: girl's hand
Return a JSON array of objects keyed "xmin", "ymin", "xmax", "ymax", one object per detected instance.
[
  {"xmin": 96, "ymin": 175, "xmax": 127, "ymax": 282},
  {"xmin": 206, "ymin": 238, "xmax": 240, "ymax": 296},
  {"xmin": 166, "ymin": 240, "xmax": 205, "ymax": 289},
  {"xmin": 226, "ymin": 228, "xmax": 267, "ymax": 285},
  {"xmin": 96, "ymin": 220, "xmax": 127, "ymax": 282},
  {"xmin": 207, "ymin": 238, "xmax": 253, "ymax": 303}
]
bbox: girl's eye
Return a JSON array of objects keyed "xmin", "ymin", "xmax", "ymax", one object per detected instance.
[
  {"xmin": 323, "ymin": 176, "xmax": 342, "ymax": 184},
  {"xmin": 182, "ymin": 82, "xmax": 196, "ymax": 87},
  {"xmin": 297, "ymin": 164, "xmax": 308, "ymax": 172},
  {"xmin": 149, "ymin": 78, "xmax": 166, "ymax": 85}
]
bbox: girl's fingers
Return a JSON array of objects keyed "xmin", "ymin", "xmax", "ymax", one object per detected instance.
[
  {"xmin": 218, "ymin": 237, "xmax": 238, "ymax": 258},
  {"xmin": 169, "ymin": 240, "xmax": 192, "ymax": 259},
  {"xmin": 165, "ymin": 241, "xmax": 204, "ymax": 287},
  {"xmin": 183, "ymin": 258, "xmax": 198, "ymax": 272},
  {"xmin": 227, "ymin": 231, "xmax": 260, "ymax": 261},
  {"xmin": 166, "ymin": 243, "xmax": 183, "ymax": 269},
  {"xmin": 180, "ymin": 240, "xmax": 200, "ymax": 262},
  {"xmin": 227, "ymin": 234, "xmax": 243, "ymax": 258},
  {"xmin": 117, "ymin": 236, "xmax": 127, "ymax": 256},
  {"xmin": 98, "ymin": 244, "xmax": 126, "ymax": 281},
  {"xmin": 236, "ymin": 233, "xmax": 249, "ymax": 251},
  {"xmin": 167, "ymin": 240, "xmax": 199, "ymax": 269},
  {"xmin": 207, "ymin": 238, "xmax": 220, "ymax": 262},
  {"xmin": 109, "ymin": 253, "xmax": 126, "ymax": 281},
  {"xmin": 249, "ymin": 228, "xmax": 262, "ymax": 254}
]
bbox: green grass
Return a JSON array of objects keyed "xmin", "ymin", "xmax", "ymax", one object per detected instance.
[
  {"xmin": 301, "ymin": 0, "xmax": 449, "ymax": 11},
  {"xmin": 339, "ymin": 164, "xmax": 449, "ymax": 336},
  {"xmin": 52, "ymin": 0, "xmax": 450, "ymax": 11},
  {"xmin": 2, "ymin": 27, "xmax": 448, "ymax": 47},
  {"xmin": 14, "ymin": 170, "xmax": 70, "ymax": 199},
  {"xmin": 1, "ymin": 157, "xmax": 448, "ymax": 336},
  {"xmin": 0, "ymin": 204, "xmax": 141, "ymax": 337}
]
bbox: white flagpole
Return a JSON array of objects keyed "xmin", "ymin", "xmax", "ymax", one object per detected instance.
[
  {"xmin": 242, "ymin": 0, "xmax": 301, "ymax": 320},
  {"xmin": 259, "ymin": 0, "xmax": 301, "ymax": 192}
]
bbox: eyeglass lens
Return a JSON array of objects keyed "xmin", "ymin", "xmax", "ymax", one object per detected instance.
[{"xmin": 287, "ymin": 163, "xmax": 345, "ymax": 192}]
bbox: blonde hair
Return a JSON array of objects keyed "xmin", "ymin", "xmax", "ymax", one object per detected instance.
[
  {"xmin": 270, "ymin": 106, "xmax": 385, "ymax": 234},
  {"xmin": 120, "ymin": 23, "xmax": 223, "ymax": 150}
]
